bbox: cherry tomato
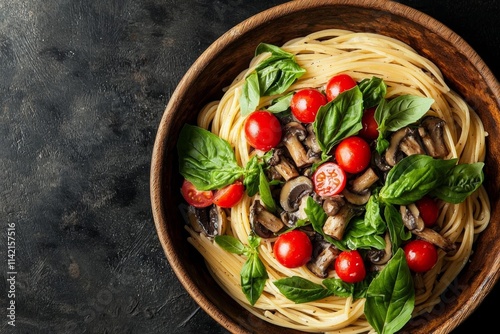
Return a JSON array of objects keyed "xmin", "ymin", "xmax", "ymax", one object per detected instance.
[
  {"xmin": 335, "ymin": 136, "xmax": 371, "ymax": 174},
  {"xmin": 404, "ymin": 239, "xmax": 438, "ymax": 273},
  {"xmin": 273, "ymin": 230, "xmax": 313, "ymax": 268},
  {"xmin": 290, "ymin": 88, "xmax": 327, "ymax": 123},
  {"xmin": 244, "ymin": 111, "xmax": 282, "ymax": 151},
  {"xmin": 180, "ymin": 179, "xmax": 213, "ymax": 208},
  {"xmin": 312, "ymin": 162, "xmax": 347, "ymax": 197},
  {"xmin": 335, "ymin": 250, "xmax": 366, "ymax": 283},
  {"xmin": 416, "ymin": 196, "xmax": 439, "ymax": 227},
  {"xmin": 359, "ymin": 107, "xmax": 379, "ymax": 141},
  {"xmin": 325, "ymin": 74, "xmax": 357, "ymax": 101},
  {"xmin": 213, "ymin": 181, "xmax": 245, "ymax": 208}
]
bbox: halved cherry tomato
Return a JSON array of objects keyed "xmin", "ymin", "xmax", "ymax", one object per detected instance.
[
  {"xmin": 290, "ymin": 88, "xmax": 327, "ymax": 123},
  {"xmin": 244, "ymin": 110, "xmax": 282, "ymax": 151},
  {"xmin": 416, "ymin": 196, "xmax": 439, "ymax": 227},
  {"xmin": 404, "ymin": 239, "xmax": 438, "ymax": 273},
  {"xmin": 359, "ymin": 107, "xmax": 379, "ymax": 141},
  {"xmin": 312, "ymin": 162, "xmax": 347, "ymax": 197},
  {"xmin": 213, "ymin": 181, "xmax": 245, "ymax": 208},
  {"xmin": 180, "ymin": 179, "xmax": 213, "ymax": 208},
  {"xmin": 325, "ymin": 74, "xmax": 357, "ymax": 101},
  {"xmin": 273, "ymin": 230, "xmax": 313, "ymax": 268},
  {"xmin": 335, "ymin": 136, "xmax": 371, "ymax": 174},
  {"xmin": 335, "ymin": 250, "xmax": 366, "ymax": 283}
]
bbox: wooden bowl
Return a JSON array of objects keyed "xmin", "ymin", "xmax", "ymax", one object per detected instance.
[{"xmin": 151, "ymin": 0, "xmax": 500, "ymax": 333}]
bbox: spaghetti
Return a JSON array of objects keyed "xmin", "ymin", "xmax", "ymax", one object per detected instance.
[{"xmin": 186, "ymin": 29, "xmax": 490, "ymax": 333}]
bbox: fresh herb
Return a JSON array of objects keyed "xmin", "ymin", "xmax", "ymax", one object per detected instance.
[
  {"xmin": 384, "ymin": 204, "xmax": 411, "ymax": 251},
  {"xmin": 266, "ymin": 92, "xmax": 294, "ymax": 113},
  {"xmin": 358, "ymin": 76, "xmax": 387, "ymax": 109},
  {"xmin": 374, "ymin": 95, "xmax": 434, "ymax": 153},
  {"xmin": 240, "ymin": 43, "xmax": 305, "ymax": 116},
  {"xmin": 273, "ymin": 276, "xmax": 333, "ymax": 303},
  {"xmin": 365, "ymin": 248, "xmax": 415, "ymax": 334},
  {"xmin": 313, "ymin": 86, "xmax": 364, "ymax": 160},
  {"xmin": 177, "ymin": 124, "xmax": 260, "ymax": 191},
  {"xmin": 258, "ymin": 165, "xmax": 276, "ymax": 212},
  {"xmin": 379, "ymin": 154, "xmax": 483, "ymax": 205},
  {"xmin": 215, "ymin": 234, "xmax": 268, "ymax": 306}
]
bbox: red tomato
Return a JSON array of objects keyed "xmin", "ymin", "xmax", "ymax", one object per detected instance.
[
  {"xmin": 416, "ymin": 196, "xmax": 439, "ymax": 227},
  {"xmin": 180, "ymin": 179, "xmax": 213, "ymax": 208},
  {"xmin": 213, "ymin": 181, "xmax": 245, "ymax": 208},
  {"xmin": 273, "ymin": 230, "xmax": 313, "ymax": 268},
  {"xmin": 335, "ymin": 250, "xmax": 366, "ymax": 283},
  {"xmin": 244, "ymin": 111, "xmax": 282, "ymax": 151},
  {"xmin": 312, "ymin": 162, "xmax": 347, "ymax": 197},
  {"xmin": 404, "ymin": 239, "xmax": 438, "ymax": 273},
  {"xmin": 335, "ymin": 136, "xmax": 371, "ymax": 174},
  {"xmin": 325, "ymin": 74, "xmax": 357, "ymax": 101},
  {"xmin": 290, "ymin": 88, "xmax": 327, "ymax": 123},
  {"xmin": 359, "ymin": 107, "xmax": 379, "ymax": 141}
]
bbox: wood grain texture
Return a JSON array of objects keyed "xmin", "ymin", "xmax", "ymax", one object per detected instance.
[{"xmin": 150, "ymin": 1, "xmax": 500, "ymax": 333}]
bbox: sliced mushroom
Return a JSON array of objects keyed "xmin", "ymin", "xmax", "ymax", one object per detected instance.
[
  {"xmin": 385, "ymin": 128, "xmax": 408, "ymax": 166},
  {"xmin": 282, "ymin": 122, "xmax": 318, "ymax": 168},
  {"xmin": 413, "ymin": 228, "xmax": 456, "ymax": 252},
  {"xmin": 419, "ymin": 116, "xmax": 448, "ymax": 158},
  {"xmin": 279, "ymin": 175, "xmax": 313, "ymax": 212},
  {"xmin": 250, "ymin": 199, "xmax": 284, "ymax": 238},
  {"xmin": 342, "ymin": 168, "xmax": 380, "ymax": 205},
  {"xmin": 280, "ymin": 195, "xmax": 309, "ymax": 227},
  {"xmin": 307, "ymin": 243, "xmax": 340, "ymax": 278},
  {"xmin": 323, "ymin": 203, "xmax": 363, "ymax": 240},
  {"xmin": 367, "ymin": 233, "xmax": 392, "ymax": 265},
  {"xmin": 400, "ymin": 204, "xmax": 425, "ymax": 232},
  {"xmin": 305, "ymin": 123, "xmax": 322, "ymax": 154},
  {"xmin": 187, "ymin": 204, "xmax": 227, "ymax": 238},
  {"xmin": 267, "ymin": 148, "xmax": 299, "ymax": 181},
  {"xmin": 322, "ymin": 195, "xmax": 345, "ymax": 216}
]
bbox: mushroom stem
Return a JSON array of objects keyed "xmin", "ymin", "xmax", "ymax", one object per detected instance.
[
  {"xmin": 412, "ymin": 228, "xmax": 456, "ymax": 252},
  {"xmin": 323, "ymin": 204, "xmax": 360, "ymax": 240}
]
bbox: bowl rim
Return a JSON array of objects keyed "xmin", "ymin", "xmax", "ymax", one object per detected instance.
[{"xmin": 150, "ymin": 0, "xmax": 500, "ymax": 333}]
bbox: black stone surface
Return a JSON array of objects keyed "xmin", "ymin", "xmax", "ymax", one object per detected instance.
[{"xmin": 1, "ymin": 0, "xmax": 498, "ymax": 333}]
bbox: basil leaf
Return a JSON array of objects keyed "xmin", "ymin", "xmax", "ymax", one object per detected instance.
[
  {"xmin": 177, "ymin": 124, "xmax": 244, "ymax": 190},
  {"xmin": 243, "ymin": 156, "xmax": 260, "ymax": 196},
  {"xmin": 358, "ymin": 76, "xmax": 387, "ymax": 109},
  {"xmin": 385, "ymin": 155, "xmax": 457, "ymax": 186},
  {"xmin": 313, "ymin": 86, "xmax": 363, "ymax": 158},
  {"xmin": 247, "ymin": 234, "xmax": 261, "ymax": 250},
  {"xmin": 266, "ymin": 92, "xmax": 293, "ymax": 113},
  {"xmin": 274, "ymin": 276, "xmax": 333, "ymax": 303},
  {"xmin": 363, "ymin": 193, "xmax": 386, "ymax": 234},
  {"xmin": 305, "ymin": 197, "xmax": 346, "ymax": 250},
  {"xmin": 241, "ymin": 252, "xmax": 268, "ymax": 306},
  {"xmin": 240, "ymin": 71, "xmax": 261, "ymax": 117},
  {"xmin": 240, "ymin": 43, "xmax": 305, "ymax": 116},
  {"xmin": 384, "ymin": 204, "xmax": 411, "ymax": 251},
  {"xmin": 322, "ymin": 277, "xmax": 354, "ymax": 298},
  {"xmin": 431, "ymin": 162, "xmax": 484, "ymax": 203},
  {"xmin": 258, "ymin": 165, "xmax": 276, "ymax": 212},
  {"xmin": 343, "ymin": 216, "xmax": 385, "ymax": 250},
  {"xmin": 375, "ymin": 95, "xmax": 434, "ymax": 154},
  {"xmin": 214, "ymin": 235, "xmax": 246, "ymax": 255},
  {"xmin": 365, "ymin": 248, "xmax": 414, "ymax": 334}
]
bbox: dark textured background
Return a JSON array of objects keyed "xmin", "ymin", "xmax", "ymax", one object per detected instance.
[{"xmin": 1, "ymin": 0, "xmax": 498, "ymax": 333}]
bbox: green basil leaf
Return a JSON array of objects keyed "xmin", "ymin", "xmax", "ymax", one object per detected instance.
[
  {"xmin": 255, "ymin": 43, "xmax": 292, "ymax": 57},
  {"xmin": 241, "ymin": 252, "xmax": 268, "ymax": 306},
  {"xmin": 384, "ymin": 204, "xmax": 411, "ymax": 251},
  {"xmin": 313, "ymin": 86, "xmax": 363, "ymax": 157},
  {"xmin": 305, "ymin": 197, "xmax": 346, "ymax": 250},
  {"xmin": 247, "ymin": 234, "xmax": 261, "ymax": 250},
  {"xmin": 431, "ymin": 162, "xmax": 484, "ymax": 203},
  {"xmin": 365, "ymin": 248, "xmax": 414, "ymax": 334},
  {"xmin": 359, "ymin": 76, "xmax": 387, "ymax": 109},
  {"xmin": 322, "ymin": 277, "xmax": 354, "ymax": 298},
  {"xmin": 364, "ymin": 193, "xmax": 386, "ymax": 234},
  {"xmin": 274, "ymin": 276, "xmax": 333, "ymax": 303},
  {"xmin": 381, "ymin": 95, "xmax": 434, "ymax": 132},
  {"xmin": 240, "ymin": 71, "xmax": 261, "ymax": 116},
  {"xmin": 214, "ymin": 235, "xmax": 246, "ymax": 255},
  {"xmin": 177, "ymin": 124, "xmax": 244, "ymax": 190},
  {"xmin": 266, "ymin": 92, "xmax": 293, "ymax": 113},
  {"xmin": 385, "ymin": 155, "xmax": 456, "ymax": 186},
  {"xmin": 243, "ymin": 156, "xmax": 260, "ymax": 197},
  {"xmin": 346, "ymin": 234, "xmax": 386, "ymax": 250},
  {"xmin": 258, "ymin": 165, "xmax": 276, "ymax": 212}
]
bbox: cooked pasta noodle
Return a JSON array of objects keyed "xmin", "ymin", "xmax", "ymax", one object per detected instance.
[{"xmin": 188, "ymin": 29, "xmax": 490, "ymax": 333}]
